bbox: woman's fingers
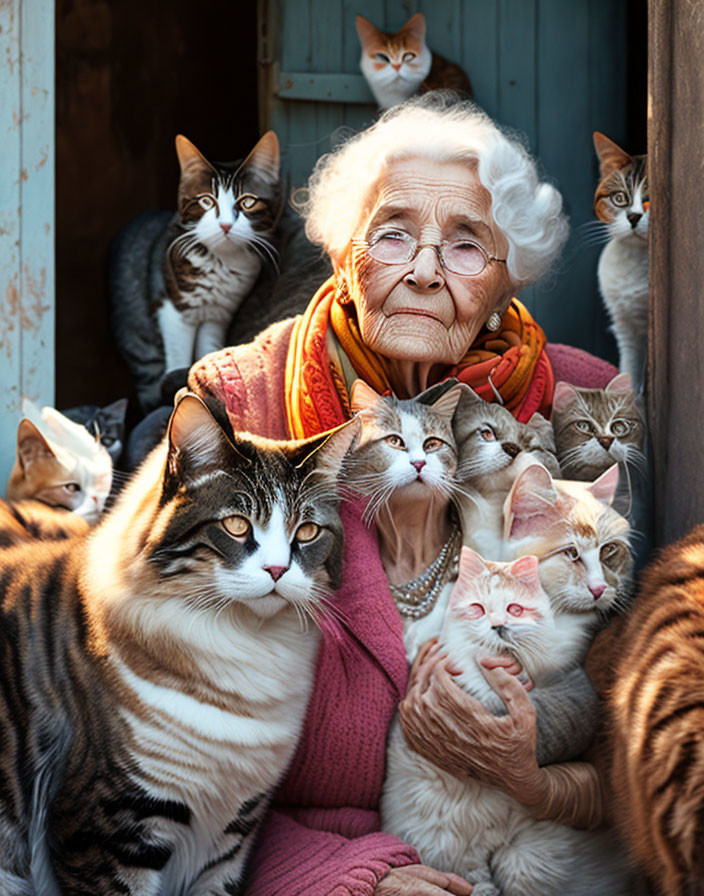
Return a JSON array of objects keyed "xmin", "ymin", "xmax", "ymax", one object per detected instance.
[
  {"xmin": 480, "ymin": 667, "xmax": 536, "ymax": 734},
  {"xmin": 479, "ymin": 655, "xmax": 522, "ymax": 676},
  {"xmin": 374, "ymin": 865, "xmax": 473, "ymax": 895}
]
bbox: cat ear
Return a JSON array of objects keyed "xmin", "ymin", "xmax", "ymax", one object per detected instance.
[
  {"xmin": 587, "ymin": 463, "xmax": 619, "ymax": 505},
  {"xmin": 175, "ymin": 135, "xmax": 214, "ymax": 176},
  {"xmin": 449, "ymin": 547, "xmax": 487, "ymax": 609},
  {"xmin": 429, "ymin": 383, "xmax": 463, "ymax": 420},
  {"xmin": 400, "ymin": 12, "xmax": 426, "ymax": 41},
  {"xmin": 355, "ymin": 14, "xmax": 383, "ymax": 49},
  {"xmin": 452, "ymin": 385, "xmax": 486, "ymax": 443},
  {"xmin": 16, "ymin": 418, "xmax": 56, "ymax": 470},
  {"xmin": 509, "ymin": 555, "xmax": 541, "ymax": 591},
  {"xmin": 243, "ymin": 131, "xmax": 280, "ymax": 183},
  {"xmin": 527, "ymin": 412, "xmax": 552, "ymax": 437},
  {"xmin": 290, "ymin": 418, "xmax": 362, "ymax": 485},
  {"xmin": 504, "ymin": 463, "xmax": 561, "ymax": 540},
  {"xmin": 551, "ymin": 381, "xmax": 578, "ymax": 415},
  {"xmin": 605, "ymin": 372, "xmax": 633, "ymax": 393},
  {"xmin": 593, "ymin": 132, "xmax": 632, "ymax": 177},
  {"xmin": 167, "ymin": 393, "xmax": 240, "ymax": 477},
  {"xmin": 350, "ymin": 379, "xmax": 382, "ymax": 414}
]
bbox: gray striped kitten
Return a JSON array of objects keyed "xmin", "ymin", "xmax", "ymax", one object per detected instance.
[
  {"xmin": 593, "ymin": 132, "xmax": 649, "ymax": 390},
  {"xmin": 0, "ymin": 394, "xmax": 355, "ymax": 895},
  {"xmin": 551, "ymin": 373, "xmax": 645, "ymax": 481}
]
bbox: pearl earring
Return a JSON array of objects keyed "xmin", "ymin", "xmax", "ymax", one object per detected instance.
[{"xmin": 486, "ymin": 312, "xmax": 502, "ymax": 332}]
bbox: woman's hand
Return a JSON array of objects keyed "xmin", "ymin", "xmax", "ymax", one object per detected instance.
[
  {"xmin": 399, "ymin": 640, "xmax": 549, "ymax": 806},
  {"xmin": 374, "ymin": 864, "xmax": 472, "ymax": 895}
]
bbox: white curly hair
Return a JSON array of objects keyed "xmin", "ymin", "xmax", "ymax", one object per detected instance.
[{"xmin": 298, "ymin": 94, "xmax": 569, "ymax": 287}]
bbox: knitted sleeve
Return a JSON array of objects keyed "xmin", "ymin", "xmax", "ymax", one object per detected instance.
[{"xmin": 244, "ymin": 809, "xmax": 419, "ymax": 896}]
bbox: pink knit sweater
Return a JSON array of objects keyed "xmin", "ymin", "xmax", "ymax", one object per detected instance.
[{"xmin": 188, "ymin": 320, "xmax": 617, "ymax": 896}]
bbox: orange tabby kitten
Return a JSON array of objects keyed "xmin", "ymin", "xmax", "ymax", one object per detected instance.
[
  {"xmin": 356, "ymin": 12, "xmax": 472, "ymax": 110},
  {"xmin": 587, "ymin": 527, "xmax": 704, "ymax": 894}
]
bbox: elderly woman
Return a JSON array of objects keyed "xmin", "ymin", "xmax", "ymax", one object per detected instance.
[{"xmin": 189, "ymin": 97, "xmax": 617, "ymax": 896}]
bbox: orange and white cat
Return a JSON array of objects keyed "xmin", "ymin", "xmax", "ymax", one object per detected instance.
[{"xmin": 356, "ymin": 12, "xmax": 472, "ymax": 110}]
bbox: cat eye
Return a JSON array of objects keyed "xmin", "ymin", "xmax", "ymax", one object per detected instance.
[
  {"xmin": 237, "ymin": 193, "xmax": 260, "ymax": 212},
  {"xmin": 423, "ymin": 437, "xmax": 444, "ymax": 452},
  {"xmin": 375, "ymin": 52, "xmax": 390, "ymax": 63},
  {"xmin": 611, "ymin": 419, "xmax": 631, "ymax": 436},
  {"xmin": 562, "ymin": 545, "xmax": 580, "ymax": 561},
  {"xmin": 507, "ymin": 603, "xmax": 524, "ymax": 617},
  {"xmin": 222, "ymin": 515, "xmax": 251, "ymax": 538},
  {"xmin": 195, "ymin": 193, "xmax": 218, "ymax": 212},
  {"xmin": 465, "ymin": 603, "xmax": 485, "ymax": 619},
  {"xmin": 402, "ymin": 52, "xmax": 416, "ymax": 62},
  {"xmin": 385, "ymin": 434, "xmax": 406, "ymax": 450},
  {"xmin": 600, "ymin": 542, "xmax": 623, "ymax": 564},
  {"xmin": 63, "ymin": 483, "xmax": 81, "ymax": 494},
  {"xmin": 574, "ymin": 420, "xmax": 595, "ymax": 435},
  {"xmin": 295, "ymin": 522, "xmax": 320, "ymax": 543},
  {"xmin": 479, "ymin": 426, "xmax": 496, "ymax": 442},
  {"xmin": 611, "ymin": 191, "xmax": 628, "ymax": 207}
]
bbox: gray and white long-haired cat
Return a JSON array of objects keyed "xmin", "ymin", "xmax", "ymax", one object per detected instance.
[
  {"xmin": 381, "ymin": 547, "xmax": 633, "ymax": 896},
  {"xmin": 551, "ymin": 373, "xmax": 646, "ymax": 481},
  {"xmin": 592, "ymin": 132, "xmax": 649, "ymax": 390},
  {"xmin": 0, "ymin": 393, "xmax": 355, "ymax": 895},
  {"xmin": 109, "ymin": 132, "xmax": 283, "ymax": 412}
]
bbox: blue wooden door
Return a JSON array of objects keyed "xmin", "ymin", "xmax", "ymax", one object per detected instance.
[{"xmin": 260, "ymin": 0, "xmax": 630, "ymax": 363}]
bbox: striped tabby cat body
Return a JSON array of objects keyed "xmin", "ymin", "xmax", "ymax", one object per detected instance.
[
  {"xmin": 598, "ymin": 526, "xmax": 704, "ymax": 895},
  {"xmin": 0, "ymin": 394, "xmax": 353, "ymax": 895},
  {"xmin": 155, "ymin": 133, "xmax": 282, "ymax": 374},
  {"xmin": 0, "ymin": 499, "xmax": 90, "ymax": 548},
  {"xmin": 593, "ymin": 132, "xmax": 649, "ymax": 390},
  {"xmin": 356, "ymin": 13, "xmax": 472, "ymax": 110}
]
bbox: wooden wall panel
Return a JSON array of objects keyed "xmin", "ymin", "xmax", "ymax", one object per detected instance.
[
  {"xmin": 0, "ymin": 0, "xmax": 54, "ymax": 489},
  {"xmin": 648, "ymin": 0, "xmax": 704, "ymax": 546}
]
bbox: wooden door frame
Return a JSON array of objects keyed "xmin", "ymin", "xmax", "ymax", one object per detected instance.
[{"xmin": 648, "ymin": 0, "xmax": 704, "ymax": 547}]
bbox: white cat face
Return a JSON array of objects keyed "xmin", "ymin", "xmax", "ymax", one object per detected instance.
[
  {"xmin": 191, "ymin": 183, "xmax": 260, "ymax": 256},
  {"xmin": 606, "ymin": 179, "xmax": 649, "ymax": 242},
  {"xmin": 445, "ymin": 549, "xmax": 555, "ymax": 673}
]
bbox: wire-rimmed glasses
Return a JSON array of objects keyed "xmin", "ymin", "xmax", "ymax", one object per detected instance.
[{"xmin": 352, "ymin": 230, "xmax": 507, "ymax": 276}]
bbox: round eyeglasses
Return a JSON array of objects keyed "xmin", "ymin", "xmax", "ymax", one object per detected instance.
[{"xmin": 353, "ymin": 230, "xmax": 507, "ymax": 277}]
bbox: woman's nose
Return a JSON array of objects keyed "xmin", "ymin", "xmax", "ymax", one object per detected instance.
[{"xmin": 403, "ymin": 246, "xmax": 444, "ymax": 292}]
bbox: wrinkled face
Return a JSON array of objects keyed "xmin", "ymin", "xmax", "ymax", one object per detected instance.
[{"xmin": 340, "ymin": 158, "xmax": 513, "ymax": 366}]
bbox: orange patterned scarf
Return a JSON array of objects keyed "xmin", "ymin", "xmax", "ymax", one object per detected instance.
[{"xmin": 285, "ymin": 276, "xmax": 553, "ymax": 439}]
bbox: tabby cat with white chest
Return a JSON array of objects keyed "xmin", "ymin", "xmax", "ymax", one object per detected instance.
[
  {"xmin": 0, "ymin": 393, "xmax": 355, "ymax": 895},
  {"xmin": 156, "ymin": 132, "xmax": 282, "ymax": 373},
  {"xmin": 356, "ymin": 12, "xmax": 472, "ymax": 110},
  {"xmin": 593, "ymin": 132, "xmax": 649, "ymax": 390},
  {"xmin": 381, "ymin": 548, "xmax": 632, "ymax": 895}
]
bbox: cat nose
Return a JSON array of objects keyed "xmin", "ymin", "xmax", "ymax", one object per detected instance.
[
  {"xmin": 391, "ymin": 63, "xmax": 401, "ymax": 71},
  {"xmin": 411, "ymin": 459, "xmax": 426, "ymax": 472},
  {"xmin": 627, "ymin": 212, "xmax": 642, "ymax": 229},
  {"xmin": 220, "ymin": 223, "xmax": 232, "ymax": 233},
  {"xmin": 491, "ymin": 624, "xmax": 506, "ymax": 638},
  {"xmin": 589, "ymin": 584, "xmax": 606, "ymax": 599},
  {"xmin": 598, "ymin": 436, "xmax": 614, "ymax": 450},
  {"xmin": 502, "ymin": 442, "xmax": 521, "ymax": 458},
  {"xmin": 263, "ymin": 565, "xmax": 288, "ymax": 582}
]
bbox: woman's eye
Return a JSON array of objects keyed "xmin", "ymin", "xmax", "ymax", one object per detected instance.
[
  {"xmin": 611, "ymin": 191, "xmax": 628, "ymax": 207},
  {"xmin": 63, "ymin": 483, "xmax": 80, "ymax": 494},
  {"xmin": 479, "ymin": 427, "xmax": 496, "ymax": 442},
  {"xmin": 563, "ymin": 546, "xmax": 580, "ymax": 561},
  {"xmin": 375, "ymin": 53, "xmax": 390, "ymax": 63},
  {"xmin": 611, "ymin": 419, "xmax": 630, "ymax": 437},
  {"xmin": 575, "ymin": 420, "xmax": 594, "ymax": 435},
  {"xmin": 402, "ymin": 52, "xmax": 416, "ymax": 63},
  {"xmin": 385, "ymin": 434, "xmax": 406, "ymax": 450},
  {"xmin": 295, "ymin": 522, "xmax": 320, "ymax": 543},
  {"xmin": 198, "ymin": 194, "xmax": 215, "ymax": 210},
  {"xmin": 507, "ymin": 603, "xmax": 524, "ymax": 617},
  {"xmin": 222, "ymin": 515, "xmax": 251, "ymax": 538},
  {"xmin": 423, "ymin": 437, "xmax": 444, "ymax": 452}
]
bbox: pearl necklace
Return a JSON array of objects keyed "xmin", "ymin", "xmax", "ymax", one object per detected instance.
[{"xmin": 388, "ymin": 526, "xmax": 462, "ymax": 619}]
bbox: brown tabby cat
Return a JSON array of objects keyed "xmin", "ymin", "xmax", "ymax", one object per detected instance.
[
  {"xmin": 589, "ymin": 527, "xmax": 704, "ymax": 896},
  {"xmin": 356, "ymin": 12, "xmax": 472, "ymax": 110},
  {"xmin": 0, "ymin": 393, "xmax": 355, "ymax": 895}
]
